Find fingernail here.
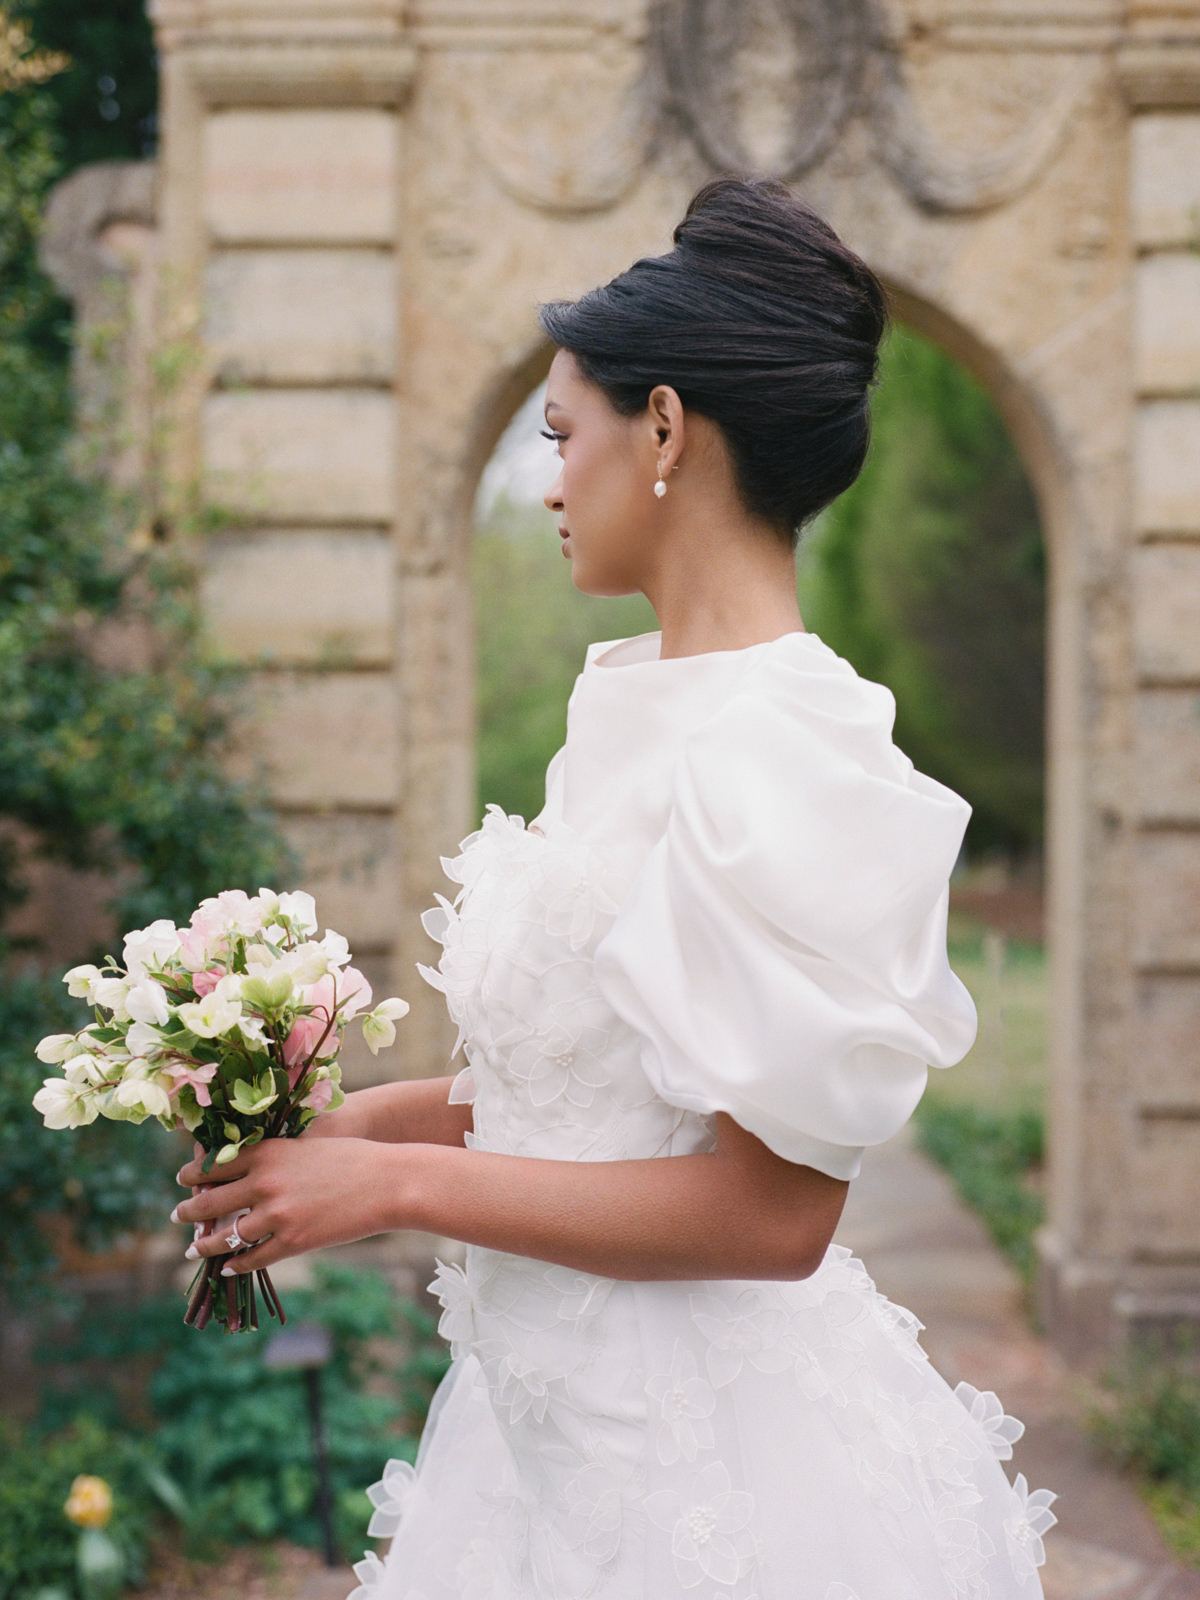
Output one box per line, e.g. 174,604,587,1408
169,1206,181,1224
193,1221,202,1240
220,1265,235,1277
185,1244,199,1260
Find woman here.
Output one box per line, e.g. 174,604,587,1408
175,176,1056,1598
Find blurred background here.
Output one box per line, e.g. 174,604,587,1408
2,0,1199,1594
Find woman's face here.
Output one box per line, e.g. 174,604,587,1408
542,350,657,597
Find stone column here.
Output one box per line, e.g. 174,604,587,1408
146,1,454,1084
1040,4,1200,1357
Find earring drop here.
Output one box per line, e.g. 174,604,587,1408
654,475,667,499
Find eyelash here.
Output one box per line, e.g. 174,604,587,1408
540,428,566,444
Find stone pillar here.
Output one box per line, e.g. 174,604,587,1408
1039,4,1200,1357
146,1,457,1084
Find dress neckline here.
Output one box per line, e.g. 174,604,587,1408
588,627,825,672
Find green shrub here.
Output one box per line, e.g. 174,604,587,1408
1091,1343,1200,1567
36,1262,452,1561
0,970,179,1300
914,1099,1044,1280
1093,1346,1200,1493
0,1413,166,1600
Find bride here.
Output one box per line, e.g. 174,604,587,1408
175,175,1057,1599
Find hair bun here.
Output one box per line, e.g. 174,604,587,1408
540,177,888,542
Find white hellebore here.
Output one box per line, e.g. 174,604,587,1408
122,918,182,980
62,963,102,1000
35,1033,79,1065
91,975,132,1019
126,978,171,1028
179,975,243,1039
362,997,411,1056
114,1063,173,1120
33,1078,99,1129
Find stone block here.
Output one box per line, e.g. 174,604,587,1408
1133,690,1200,822
1131,113,1200,249
1134,975,1200,1109
203,109,396,243
398,571,475,743
1135,253,1200,396
1129,1115,1200,1258
1133,400,1200,536
201,528,394,666
1133,544,1200,681
206,250,395,385
203,390,395,524
278,812,398,948
1133,831,1200,969
400,736,475,902
235,670,399,807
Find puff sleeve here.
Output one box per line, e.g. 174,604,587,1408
591,646,978,1181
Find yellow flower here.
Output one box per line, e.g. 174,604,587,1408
64,1475,113,1530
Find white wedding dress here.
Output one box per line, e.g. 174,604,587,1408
353,629,1057,1600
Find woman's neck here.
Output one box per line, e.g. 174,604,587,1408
646,516,805,660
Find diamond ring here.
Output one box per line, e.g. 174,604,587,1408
224,1209,252,1252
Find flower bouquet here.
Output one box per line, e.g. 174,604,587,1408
32,888,409,1332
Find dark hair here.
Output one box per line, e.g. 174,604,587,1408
538,176,889,545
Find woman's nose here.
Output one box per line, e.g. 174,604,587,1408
543,473,564,513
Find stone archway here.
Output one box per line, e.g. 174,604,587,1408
55,0,1200,1361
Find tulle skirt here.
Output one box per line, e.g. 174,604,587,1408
349,1242,1054,1600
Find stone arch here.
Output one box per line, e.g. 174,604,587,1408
46,0,1200,1364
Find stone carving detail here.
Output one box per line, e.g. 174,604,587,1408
868,51,1100,216
469,49,659,216
659,0,871,179
655,0,1096,216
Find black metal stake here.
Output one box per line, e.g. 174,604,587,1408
305,1364,338,1567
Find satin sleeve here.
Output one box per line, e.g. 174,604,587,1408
591,649,978,1180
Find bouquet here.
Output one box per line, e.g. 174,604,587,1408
32,887,410,1332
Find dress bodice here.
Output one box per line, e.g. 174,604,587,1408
419,626,978,1181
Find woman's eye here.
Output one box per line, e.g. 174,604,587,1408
540,428,566,445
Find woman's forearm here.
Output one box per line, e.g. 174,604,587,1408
177,1113,847,1284
314,1076,473,1147
395,1130,848,1282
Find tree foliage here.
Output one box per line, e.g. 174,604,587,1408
0,22,290,1295
797,325,1046,854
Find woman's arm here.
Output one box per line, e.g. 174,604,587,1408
174,1112,849,1283
304,1076,473,1147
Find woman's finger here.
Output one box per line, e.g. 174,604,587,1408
219,1234,280,1275
174,1176,255,1228
177,1150,251,1188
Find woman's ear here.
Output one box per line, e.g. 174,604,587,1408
647,384,686,477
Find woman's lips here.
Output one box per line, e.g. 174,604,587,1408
559,526,571,557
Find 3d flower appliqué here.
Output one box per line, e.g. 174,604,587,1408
427,1258,478,1359
690,1289,793,1388
645,1460,757,1589
346,1550,385,1600
1004,1472,1058,1581
954,1381,1025,1460
646,1340,717,1466
365,1458,417,1539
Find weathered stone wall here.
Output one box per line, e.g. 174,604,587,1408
40,0,1200,1360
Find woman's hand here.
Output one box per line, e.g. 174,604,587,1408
173,1136,406,1275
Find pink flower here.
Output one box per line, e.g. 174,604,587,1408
177,921,217,972
283,1014,327,1075
192,967,224,998
335,967,373,1021
302,1076,335,1113
164,1060,219,1106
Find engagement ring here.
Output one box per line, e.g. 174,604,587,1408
224,1208,251,1252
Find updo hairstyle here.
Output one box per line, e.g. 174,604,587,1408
538,177,888,546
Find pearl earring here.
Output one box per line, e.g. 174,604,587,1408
654,475,667,499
